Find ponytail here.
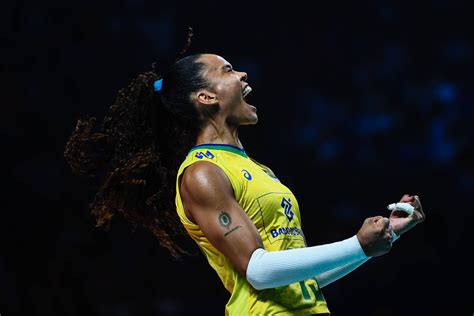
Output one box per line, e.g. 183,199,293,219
67,35,218,259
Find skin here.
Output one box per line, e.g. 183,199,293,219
179,54,425,277
192,54,258,147
390,194,426,235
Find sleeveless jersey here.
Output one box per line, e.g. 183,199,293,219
175,144,330,315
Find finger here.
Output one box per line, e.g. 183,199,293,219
375,217,390,230
371,216,384,223
414,195,426,220
387,222,393,233
384,231,393,249
383,217,390,228
400,194,415,203
387,202,415,215
386,222,394,241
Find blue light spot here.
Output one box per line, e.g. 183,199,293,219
355,114,395,136
434,82,457,104
428,119,457,164
318,140,341,161
298,125,318,144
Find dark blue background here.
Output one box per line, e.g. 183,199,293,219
2,0,472,315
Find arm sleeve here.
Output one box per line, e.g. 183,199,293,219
315,231,400,288
315,257,371,288
246,235,368,290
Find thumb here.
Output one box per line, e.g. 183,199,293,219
375,217,390,229
371,216,384,223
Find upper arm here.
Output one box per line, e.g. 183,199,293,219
179,161,263,276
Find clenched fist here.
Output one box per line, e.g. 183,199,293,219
356,216,394,257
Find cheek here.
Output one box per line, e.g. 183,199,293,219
217,83,242,104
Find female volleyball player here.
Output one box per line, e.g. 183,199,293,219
65,35,425,315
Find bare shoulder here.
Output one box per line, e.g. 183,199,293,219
179,162,263,277
180,161,234,205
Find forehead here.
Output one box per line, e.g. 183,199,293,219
198,54,230,72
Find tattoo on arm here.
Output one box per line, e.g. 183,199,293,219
218,211,243,237
218,211,232,229
224,225,242,237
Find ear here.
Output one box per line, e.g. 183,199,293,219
195,90,218,106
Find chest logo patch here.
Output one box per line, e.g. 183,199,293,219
281,197,294,221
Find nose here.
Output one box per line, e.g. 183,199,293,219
239,71,247,82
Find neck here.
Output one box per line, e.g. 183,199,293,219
195,116,243,148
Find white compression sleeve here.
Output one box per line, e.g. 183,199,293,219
315,257,370,288
246,235,368,290
315,231,400,288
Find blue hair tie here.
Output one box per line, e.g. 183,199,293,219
154,79,163,92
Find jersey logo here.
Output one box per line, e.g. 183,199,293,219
242,169,252,180
195,150,215,160
281,197,294,221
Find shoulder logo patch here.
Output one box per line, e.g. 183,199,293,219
241,169,252,180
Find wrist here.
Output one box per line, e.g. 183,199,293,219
391,230,400,242
393,220,418,236
355,233,370,258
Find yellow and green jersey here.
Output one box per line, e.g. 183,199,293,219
175,144,329,315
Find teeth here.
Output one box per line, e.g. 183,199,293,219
242,85,252,98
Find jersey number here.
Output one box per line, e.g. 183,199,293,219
299,278,325,302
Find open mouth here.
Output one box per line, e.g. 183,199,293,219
242,85,252,99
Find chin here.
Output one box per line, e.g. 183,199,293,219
230,101,259,126
251,114,258,124
240,115,258,126
245,102,258,123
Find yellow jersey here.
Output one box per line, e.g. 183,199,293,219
175,144,330,315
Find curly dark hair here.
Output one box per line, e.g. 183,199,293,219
64,29,214,257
